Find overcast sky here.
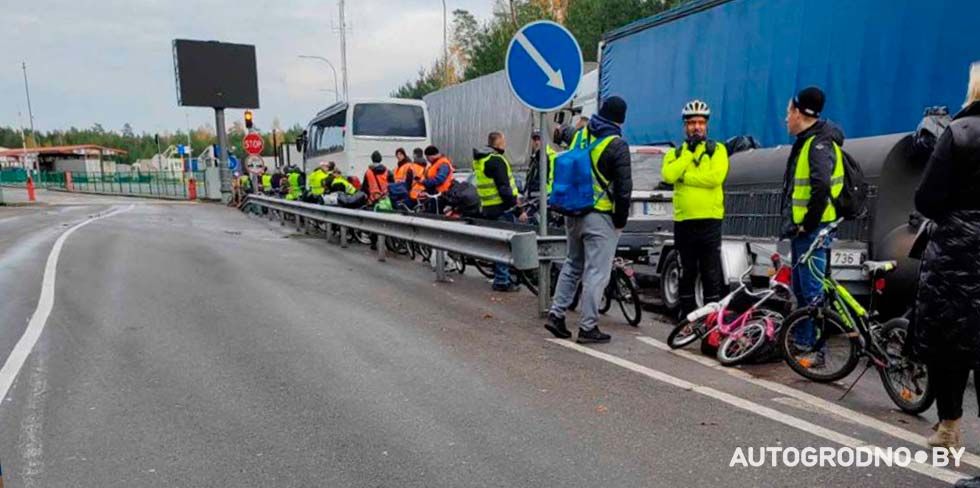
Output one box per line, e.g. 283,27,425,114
1,0,494,135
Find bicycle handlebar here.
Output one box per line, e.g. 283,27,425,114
798,218,845,265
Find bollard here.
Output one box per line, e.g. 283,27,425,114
26,177,36,202
187,178,197,200
435,250,449,282
377,235,386,262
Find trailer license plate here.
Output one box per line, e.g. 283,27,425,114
643,202,670,217
831,249,865,267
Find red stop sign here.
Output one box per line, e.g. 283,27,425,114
243,132,264,155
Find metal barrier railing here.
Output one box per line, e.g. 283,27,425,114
242,194,545,274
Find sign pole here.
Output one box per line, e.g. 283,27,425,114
214,108,232,202
537,111,551,317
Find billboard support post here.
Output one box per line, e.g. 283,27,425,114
214,108,231,201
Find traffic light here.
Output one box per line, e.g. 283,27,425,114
244,110,254,129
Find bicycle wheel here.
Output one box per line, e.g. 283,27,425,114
877,319,935,415
615,270,642,327
779,307,861,383
448,253,467,274
474,260,495,279
667,317,712,349
599,286,612,314
352,230,373,246
718,321,768,366
415,243,433,262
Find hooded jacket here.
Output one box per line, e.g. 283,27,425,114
910,101,980,368
473,146,517,218
587,115,633,228
781,120,846,234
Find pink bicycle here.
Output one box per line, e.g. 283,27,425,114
667,253,793,366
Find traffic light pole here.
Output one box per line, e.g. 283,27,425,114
214,108,232,202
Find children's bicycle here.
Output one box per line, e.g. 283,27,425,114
667,250,793,366
777,219,934,414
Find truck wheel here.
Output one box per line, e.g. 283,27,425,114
660,250,682,313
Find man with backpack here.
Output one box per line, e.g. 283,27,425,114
782,86,847,365
545,96,633,344
661,99,730,317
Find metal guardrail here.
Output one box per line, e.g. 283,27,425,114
243,194,542,271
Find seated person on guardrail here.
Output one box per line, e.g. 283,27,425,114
390,148,425,210
363,151,393,207
421,145,455,214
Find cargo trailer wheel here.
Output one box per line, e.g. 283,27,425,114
660,250,682,313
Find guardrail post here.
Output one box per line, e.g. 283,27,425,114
377,236,386,262
295,215,303,231
325,223,333,242
435,250,448,282
339,226,349,248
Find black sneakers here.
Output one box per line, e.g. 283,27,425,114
492,283,522,293
576,326,611,344
544,313,572,339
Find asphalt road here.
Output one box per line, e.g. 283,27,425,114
0,194,977,487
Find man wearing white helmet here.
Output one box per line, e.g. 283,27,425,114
661,99,729,317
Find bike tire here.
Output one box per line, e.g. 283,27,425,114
779,307,861,383
876,319,936,415
615,271,642,327
599,287,612,314
448,253,467,275
519,270,539,296
717,322,768,366
474,259,495,279
667,317,711,349
352,230,373,246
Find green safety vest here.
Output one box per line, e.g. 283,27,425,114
544,145,557,194
238,175,251,189
261,174,272,190
589,135,617,212
792,136,845,225
570,127,590,150
473,152,518,208
287,172,303,200
308,169,328,196
332,177,358,195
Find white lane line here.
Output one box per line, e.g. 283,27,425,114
635,335,980,470
0,205,133,403
547,339,969,485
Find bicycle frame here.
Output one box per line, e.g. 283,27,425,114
689,266,787,341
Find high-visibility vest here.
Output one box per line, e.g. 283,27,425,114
545,145,557,194
394,162,425,200
588,135,618,212
238,174,251,189
570,127,590,150
473,152,518,208
287,172,303,200
330,177,358,195
308,169,328,196
364,168,391,202
425,156,454,194
792,136,845,225
261,173,272,191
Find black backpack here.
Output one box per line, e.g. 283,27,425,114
833,148,870,220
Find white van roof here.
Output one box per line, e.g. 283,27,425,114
312,97,427,120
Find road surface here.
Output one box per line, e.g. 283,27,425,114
0,193,976,487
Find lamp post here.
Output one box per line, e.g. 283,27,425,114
298,55,340,102
442,0,449,86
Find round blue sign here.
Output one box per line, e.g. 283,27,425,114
228,154,239,171
505,21,584,112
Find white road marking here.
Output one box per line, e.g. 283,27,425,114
547,338,969,485
636,335,980,470
0,205,133,403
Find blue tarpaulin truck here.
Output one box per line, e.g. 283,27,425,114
596,0,980,314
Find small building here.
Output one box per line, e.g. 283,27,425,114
0,144,127,174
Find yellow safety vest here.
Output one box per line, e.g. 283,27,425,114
545,145,557,194
261,174,272,190
570,127,590,150
308,169,328,196
287,172,303,200
238,175,251,189
589,135,617,212
331,177,357,195
792,136,845,225
473,152,518,208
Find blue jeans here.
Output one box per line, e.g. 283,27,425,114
493,212,517,287
791,225,831,348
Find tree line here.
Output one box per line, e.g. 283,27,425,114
0,123,305,166
391,0,686,99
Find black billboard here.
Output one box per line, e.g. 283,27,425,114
172,39,259,109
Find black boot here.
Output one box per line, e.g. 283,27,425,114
956,477,980,488
544,313,571,339
577,326,611,344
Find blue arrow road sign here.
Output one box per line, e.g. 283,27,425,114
506,21,583,112
228,154,239,171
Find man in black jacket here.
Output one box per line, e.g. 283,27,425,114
545,96,632,344
474,132,527,291
782,86,846,363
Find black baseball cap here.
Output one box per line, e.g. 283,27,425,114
793,86,825,118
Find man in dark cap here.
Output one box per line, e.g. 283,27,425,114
545,95,633,344
782,86,846,366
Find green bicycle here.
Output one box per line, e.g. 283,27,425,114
778,219,934,414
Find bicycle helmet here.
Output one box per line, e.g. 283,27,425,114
681,100,711,119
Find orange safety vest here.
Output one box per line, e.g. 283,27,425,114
363,168,391,204
425,156,454,194
394,162,426,200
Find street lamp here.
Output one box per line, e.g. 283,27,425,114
442,0,449,86
298,55,340,102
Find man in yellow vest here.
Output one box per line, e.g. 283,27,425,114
306,162,332,203
545,97,632,344
782,86,845,363
474,131,528,292
661,99,729,316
